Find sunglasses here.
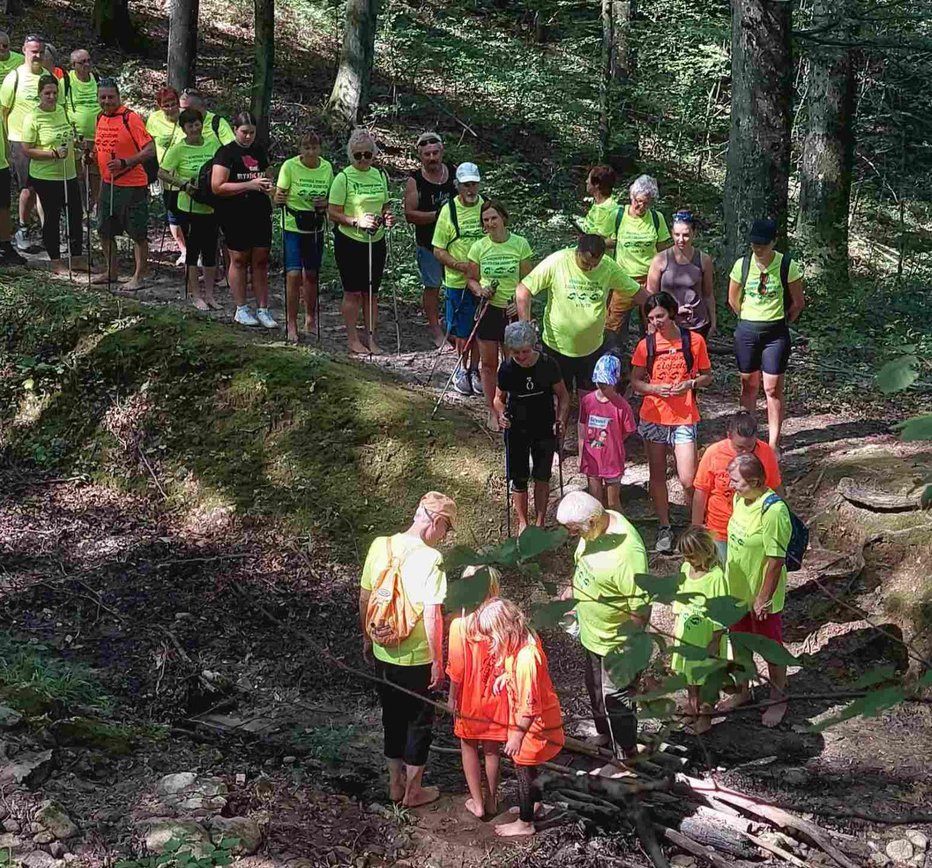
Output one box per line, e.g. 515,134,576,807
353,150,373,160
673,210,694,224
418,136,441,147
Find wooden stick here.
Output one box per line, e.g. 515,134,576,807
744,831,813,868
661,826,738,868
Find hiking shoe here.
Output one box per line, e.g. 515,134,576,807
453,369,472,396
234,306,259,327
655,526,675,554
469,369,483,396
256,308,278,329
14,228,28,251
0,242,26,266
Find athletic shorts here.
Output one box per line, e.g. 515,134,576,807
163,189,181,226
731,611,783,645
605,274,646,334
543,341,603,393
8,142,31,189
221,205,273,252
476,304,514,343
283,229,324,274
0,167,10,208
637,421,699,446
445,287,477,339
505,429,556,492
734,319,791,376
333,229,386,294
98,184,149,242
416,246,443,288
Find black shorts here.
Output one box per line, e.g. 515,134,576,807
0,167,10,208
333,228,386,295
543,341,604,393
506,429,556,492
476,304,514,343
734,319,791,375
8,142,30,189
220,204,273,252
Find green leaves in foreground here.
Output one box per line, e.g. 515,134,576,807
876,354,919,395
444,527,567,574
812,686,906,733
898,414,932,442
604,631,653,688
729,632,799,666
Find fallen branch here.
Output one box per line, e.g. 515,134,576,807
661,826,739,867
744,831,812,868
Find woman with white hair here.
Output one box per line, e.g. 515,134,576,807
328,128,395,354
493,321,569,534
607,174,672,348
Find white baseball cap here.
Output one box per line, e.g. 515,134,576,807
455,162,481,184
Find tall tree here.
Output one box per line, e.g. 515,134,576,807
326,0,378,127
798,0,855,290
167,0,199,91
92,0,135,47
251,0,274,146
722,0,792,272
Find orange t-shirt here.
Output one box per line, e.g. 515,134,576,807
446,617,508,742
694,438,782,540
503,640,564,766
94,107,152,186
631,329,710,426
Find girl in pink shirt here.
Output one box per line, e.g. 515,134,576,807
579,354,636,509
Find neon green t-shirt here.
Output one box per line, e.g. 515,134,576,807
581,196,618,239
431,197,484,289
0,65,43,142
0,53,24,83
572,511,650,657
671,563,729,684
202,111,235,152
145,110,182,164
22,107,76,181
0,119,8,172
160,138,217,215
360,532,447,666
726,489,792,614
467,232,533,307
329,164,389,243
614,207,671,278
729,251,803,323
276,155,333,234
63,71,99,140
523,248,640,357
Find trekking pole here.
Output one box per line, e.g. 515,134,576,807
107,151,115,295
430,296,490,419
388,225,400,354
557,430,565,499
316,225,321,342
280,204,288,337
503,427,511,538
423,280,498,386
367,226,375,356
60,137,72,282
83,152,91,288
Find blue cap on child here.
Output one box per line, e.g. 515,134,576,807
592,354,621,386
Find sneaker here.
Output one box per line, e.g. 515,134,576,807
469,368,483,396
655,526,675,554
0,242,26,266
234,306,259,327
453,368,472,396
14,228,28,251
256,308,278,329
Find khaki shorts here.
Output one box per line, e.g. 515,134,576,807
98,183,149,242
605,273,646,334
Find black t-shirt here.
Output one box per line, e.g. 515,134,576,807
214,141,272,215
411,163,456,248
497,352,561,436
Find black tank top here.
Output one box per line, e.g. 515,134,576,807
411,163,456,248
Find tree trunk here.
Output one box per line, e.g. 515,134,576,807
167,0,199,91
325,0,378,128
598,0,636,164
93,0,135,48
722,0,792,275
798,0,854,290
251,0,274,146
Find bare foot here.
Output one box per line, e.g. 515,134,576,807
495,818,535,837
287,327,299,344
193,297,210,312
762,698,787,728
90,271,117,285
487,411,500,433
429,327,446,349
367,340,384,355
389,783,405,803
205,298,223,311
403,785,440,808
716,693,750,714
464,797,484,818
484,793,499,817
516,522,528,536
348,339,370,354
122,276,147,291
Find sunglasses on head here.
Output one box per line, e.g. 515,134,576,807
418,136,441,147
353,150,373,160
673,210,694,224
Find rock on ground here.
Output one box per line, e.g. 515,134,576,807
138,818,212,857
156,772,197,795
35,800,79,840
208,816,262,855
886,839,915,863
906,831,929,852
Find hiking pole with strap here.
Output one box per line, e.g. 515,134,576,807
387,225,401,354
430,296,490,418
60,136,72,282
107,151,115,294
83,149,91,289
424,280,498,386
503,427,511,537
280,204,289,338
367,226,375,356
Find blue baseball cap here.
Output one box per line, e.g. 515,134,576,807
593,354,621,386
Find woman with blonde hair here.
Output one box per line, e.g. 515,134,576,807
446,567,506,818
474,598,564,837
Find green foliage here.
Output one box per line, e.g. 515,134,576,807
291,723,358,764
811,686,907,733
634,573,679,604
898,414,932,442
114,836,240,868
729,633,799,667
876,355,920,394
603,631,653,688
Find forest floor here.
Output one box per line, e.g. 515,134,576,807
1,264,932,868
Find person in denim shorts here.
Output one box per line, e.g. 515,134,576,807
630,292,712,553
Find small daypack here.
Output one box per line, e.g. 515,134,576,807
614,206,660,237
189,158,222,209
645,326,695,377
364,538,420,647
762,493,809,572
739,251,795,320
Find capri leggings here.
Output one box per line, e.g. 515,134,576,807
181,213,219,267
505,430,556,493
516,765,541,823
733,319,791,375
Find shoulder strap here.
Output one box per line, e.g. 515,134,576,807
780,251,792,291
680,326,695,374
651,209,659,233
448,197,460,245
692,247,702,268
739,252,751,288
761,492,782,514
614,205,624,236
120,109,142,152
63,71,72,100
646,332,657,374
660,246,673,274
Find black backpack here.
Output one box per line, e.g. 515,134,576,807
444,193,489,248
614,206,660,237
112,109,159,184
739,251,795,320
645,326,695,377
189,157,222,209
761,493,809,572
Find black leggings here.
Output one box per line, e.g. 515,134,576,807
516,765,541,823
180,212,219,267
374,659,435,766
31,176,82,261
505,429,556,492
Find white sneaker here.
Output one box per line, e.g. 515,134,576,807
469,369,483,396
256,308,278,329
234,306,259,327
14,228,28,251
655,526,675,554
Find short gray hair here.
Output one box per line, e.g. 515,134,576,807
70,48,90,65
630,174,659,202
503,321,537,350
346,128,378,163
556,491,605,529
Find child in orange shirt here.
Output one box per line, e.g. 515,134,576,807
447,567,507,818
475,597,564,837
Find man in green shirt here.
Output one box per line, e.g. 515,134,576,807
65,49,100,208
0,32,24,81
556,491,650,766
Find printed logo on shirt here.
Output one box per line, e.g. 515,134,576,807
586,414,610,450
525,377,535,392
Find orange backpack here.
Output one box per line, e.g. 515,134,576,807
365,537,420,647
